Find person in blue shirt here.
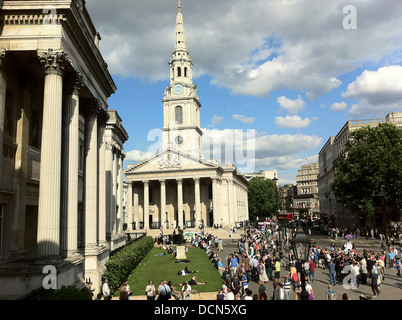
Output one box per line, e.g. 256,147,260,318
240,272,249,293
217,258,225,275
230,254,238,277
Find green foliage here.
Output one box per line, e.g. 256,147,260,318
102,236,154,295
248,176,280,220
35,285,93,300
332,123,402,224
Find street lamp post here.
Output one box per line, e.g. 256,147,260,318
292,225,311,300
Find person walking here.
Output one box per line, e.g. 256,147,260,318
102,278,110,299
283,275,292,300
328,259,337,286
371,271,381,298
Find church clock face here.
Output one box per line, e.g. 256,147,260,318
173,84,183,95
175,135,184,145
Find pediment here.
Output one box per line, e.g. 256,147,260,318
125,149,219,175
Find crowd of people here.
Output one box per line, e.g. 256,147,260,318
97,220,401,301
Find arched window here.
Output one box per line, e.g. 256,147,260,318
184,67,188,77
175,106,183,124
177,67,181,77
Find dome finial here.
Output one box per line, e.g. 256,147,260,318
178,0,181,12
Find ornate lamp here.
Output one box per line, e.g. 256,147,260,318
292,225,311,300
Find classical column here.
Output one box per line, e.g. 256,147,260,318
117,153,124,233
97,108,109,244
84,99,100,248
177,178,183,229
227,179,234,227
127,182,133,230
212,177,219,227
37,49,69,258
0,50,7,187
143,180,150,229
133,183,139,229
160,180,166,229
105,142,114,236
194,178,201,226
61,72,84,256
112,147,118,232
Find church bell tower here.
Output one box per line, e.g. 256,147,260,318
162,0,203,159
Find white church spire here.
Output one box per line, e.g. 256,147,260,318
162,0,203,159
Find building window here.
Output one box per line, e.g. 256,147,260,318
177,67,181,77
175,106,183,125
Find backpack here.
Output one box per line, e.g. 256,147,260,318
328,289,336,300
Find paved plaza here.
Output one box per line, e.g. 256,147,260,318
213,230,402,301
127,229,401,301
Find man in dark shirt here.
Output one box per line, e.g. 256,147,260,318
371,271,381,297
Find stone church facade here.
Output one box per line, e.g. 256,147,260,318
0,0,128,299
125,2,249,232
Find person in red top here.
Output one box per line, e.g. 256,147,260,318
309,260,316,283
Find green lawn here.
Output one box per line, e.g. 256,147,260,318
127,246,223,296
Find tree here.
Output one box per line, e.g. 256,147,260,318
248,177,281,221
332,123,402,234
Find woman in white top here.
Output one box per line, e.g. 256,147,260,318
146,280,156,300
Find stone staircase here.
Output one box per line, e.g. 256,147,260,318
138,226,245,240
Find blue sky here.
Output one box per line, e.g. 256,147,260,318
86,0,402,184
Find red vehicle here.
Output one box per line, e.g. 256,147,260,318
277,213,295,222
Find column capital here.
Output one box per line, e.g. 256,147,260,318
143,180,150,185
193,177,200,183
83,98,101,117
176,178,183,183
97,107,110,126
0,49,6,71
38,49,70,76
159,179,166,184
65,72,85,95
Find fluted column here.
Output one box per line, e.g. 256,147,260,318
98,108,109,244
143,180,150,229
160,180,166,229
212,177,219,227
177,178,183,229
127,182,133,230
84,99,100,248
227,179,233,227
112,148,118,232
0,50,7,187
105,142,114,237
117,154,124,233
133,183,139,229
37,49,69,258
194,178,201,226
61,72,84,256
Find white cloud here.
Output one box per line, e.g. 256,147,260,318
211,115,223,124
125,150,155,162
232,114,256,124
86,0,402,98
330,101,348,112
275,115,313,128
277,95,306,114
343,65,402,117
